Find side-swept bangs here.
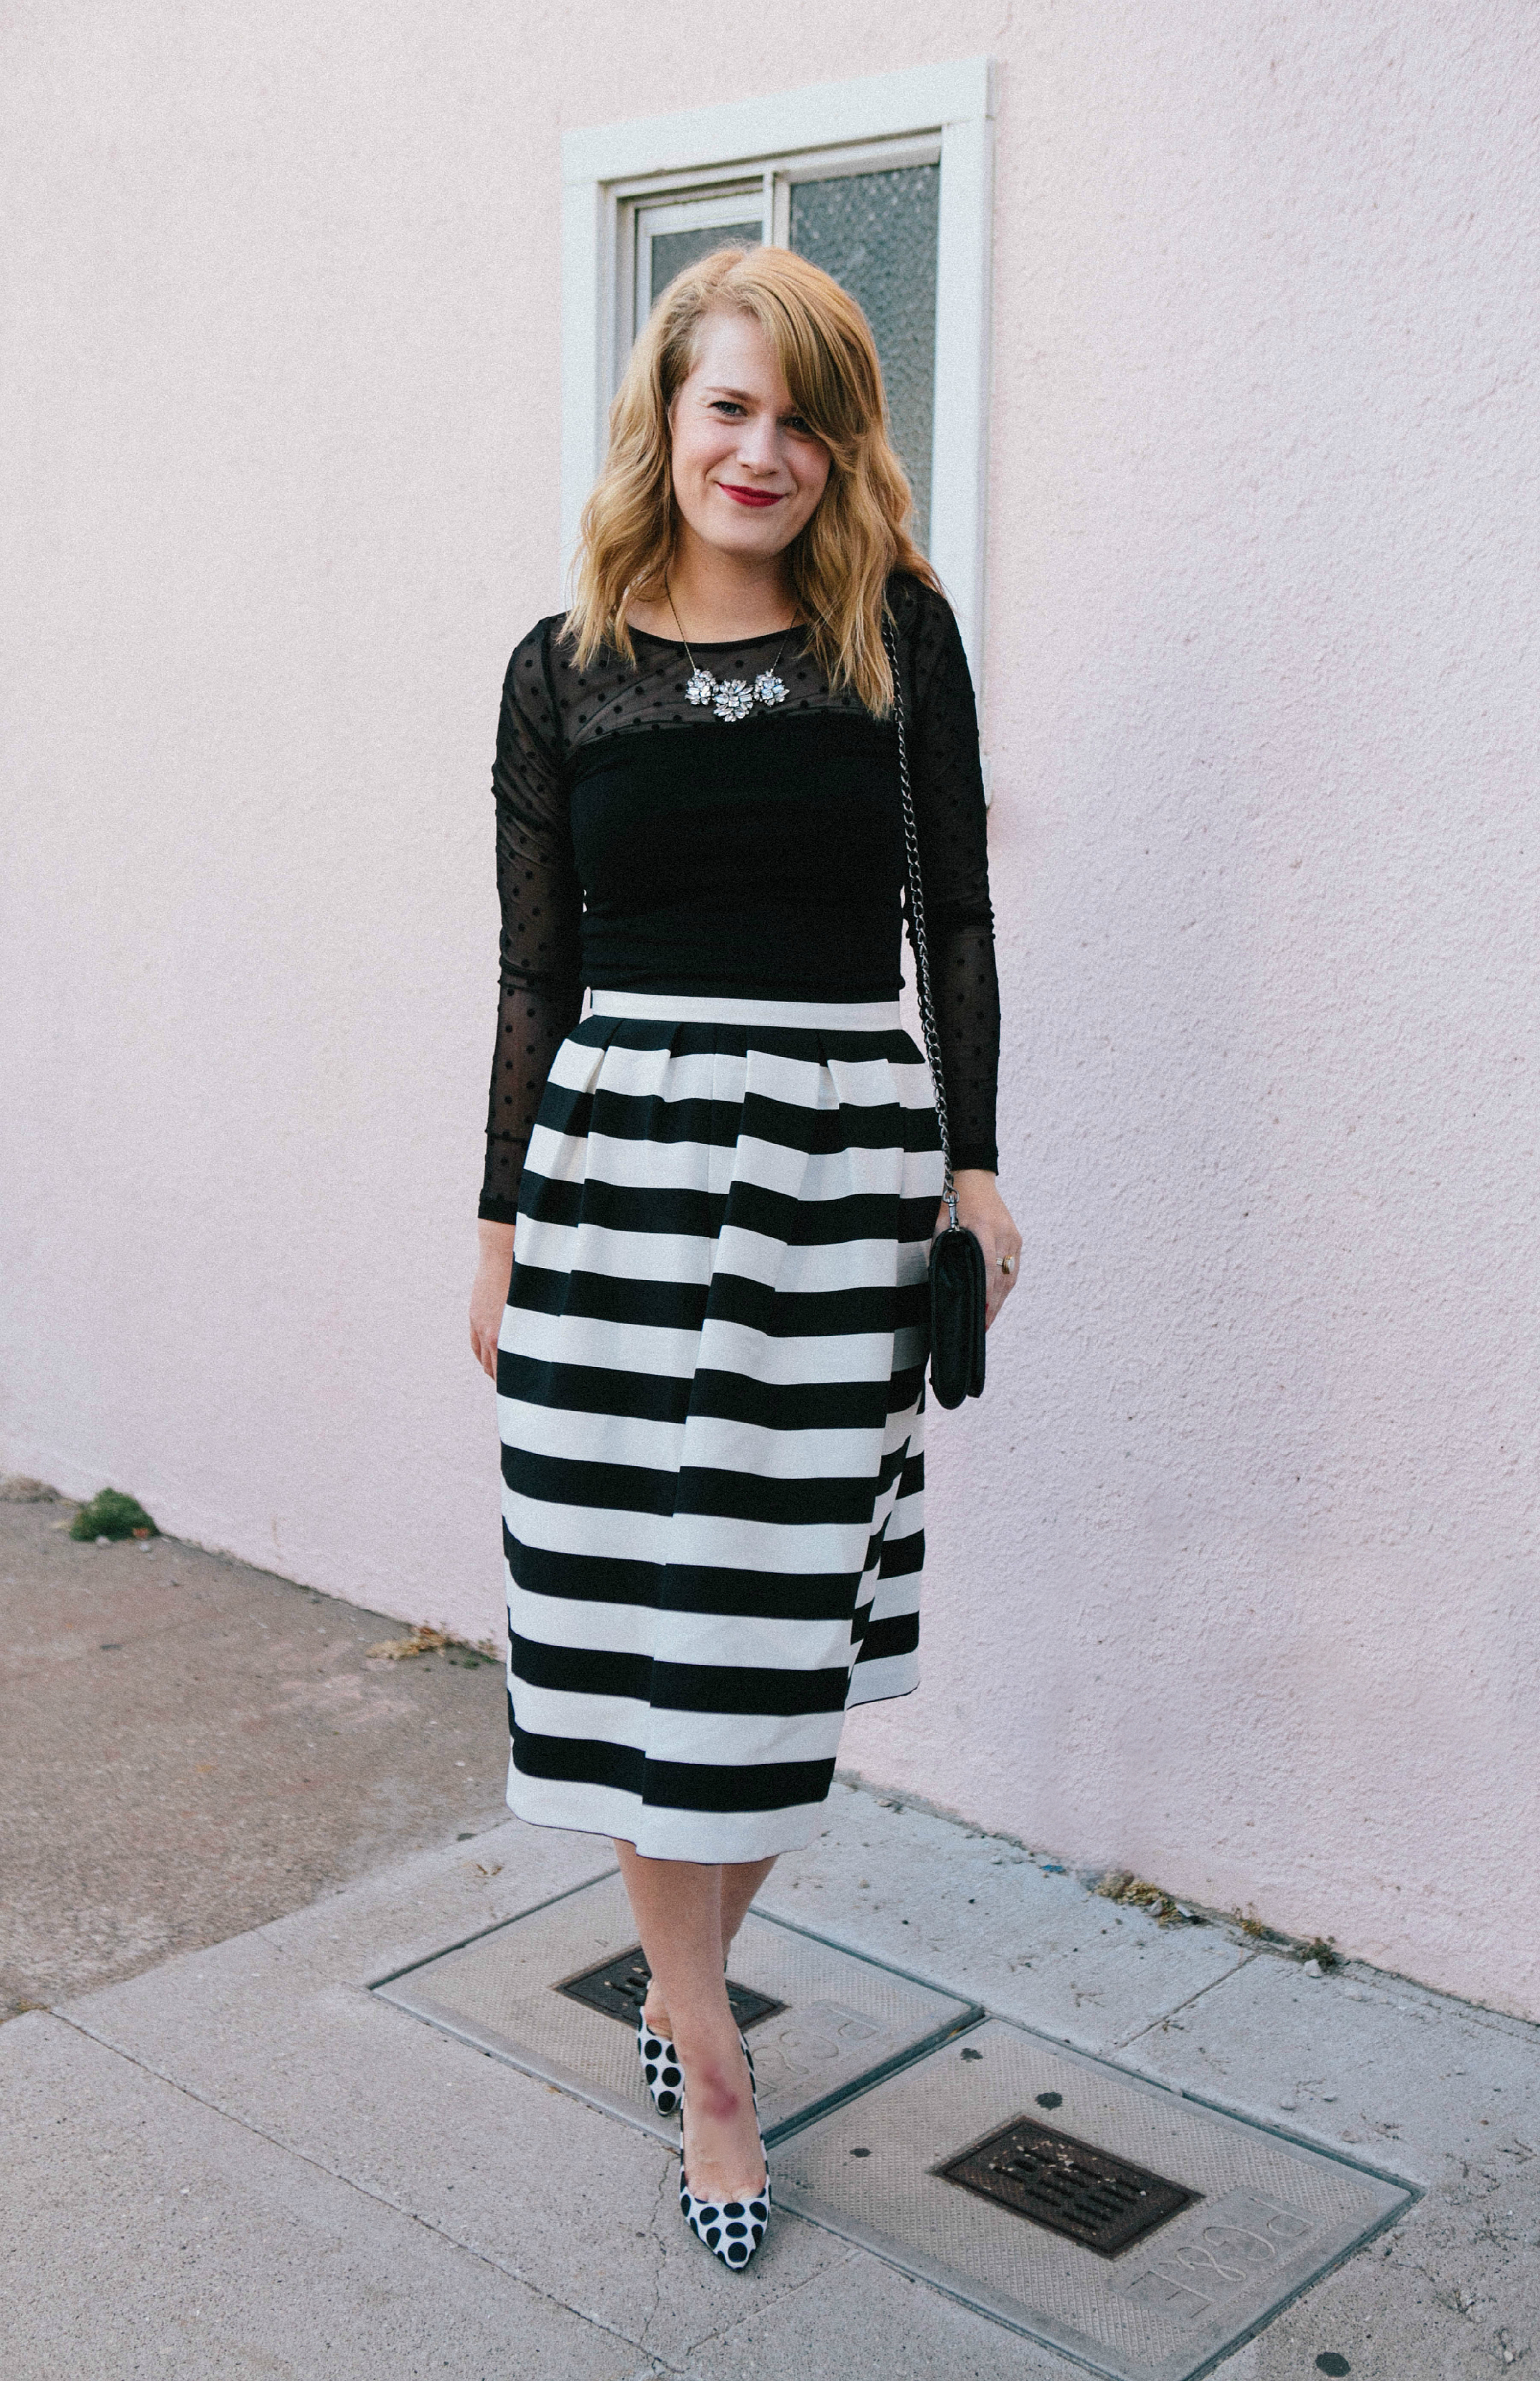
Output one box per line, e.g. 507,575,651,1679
564,246,942,712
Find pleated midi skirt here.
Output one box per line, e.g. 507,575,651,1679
497,988,944,1861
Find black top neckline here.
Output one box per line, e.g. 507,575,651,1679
627,624,805,654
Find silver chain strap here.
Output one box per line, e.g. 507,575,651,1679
883,614,958,1229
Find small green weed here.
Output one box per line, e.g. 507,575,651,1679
70,1488,158,1541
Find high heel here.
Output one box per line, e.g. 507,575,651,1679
677,2031,770,2269
636,2007,683,2117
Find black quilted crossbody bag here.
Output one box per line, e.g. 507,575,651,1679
883,616,987,1409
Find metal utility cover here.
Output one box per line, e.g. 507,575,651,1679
939,2114,1200,2256
773,2018,1414,2381
372,1871,977,2146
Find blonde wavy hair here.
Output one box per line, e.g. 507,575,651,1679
564,246,942,713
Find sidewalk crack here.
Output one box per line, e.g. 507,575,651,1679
634,2152,675,2349
1112,1948,1262,2053
681,2232,862,2360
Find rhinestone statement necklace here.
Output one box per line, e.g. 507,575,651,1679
665,579,793,724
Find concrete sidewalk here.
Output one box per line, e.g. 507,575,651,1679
5,1779,1536,2379
0,1492,508,2017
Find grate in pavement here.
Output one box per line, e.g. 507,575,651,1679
555,1943,785,2033
939,2113,1199,2255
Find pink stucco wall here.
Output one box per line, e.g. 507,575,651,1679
4,4,1537,2015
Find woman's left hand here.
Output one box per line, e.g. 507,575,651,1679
944,1170,1023,1329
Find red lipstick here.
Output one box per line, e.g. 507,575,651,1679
719,484,783,507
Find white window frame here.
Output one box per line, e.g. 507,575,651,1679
628,187,768,344
560,58,995,695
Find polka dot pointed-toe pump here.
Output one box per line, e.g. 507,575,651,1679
677,2030,769,2269
636,2009,684,2117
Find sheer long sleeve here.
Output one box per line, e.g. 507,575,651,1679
478,619,584,1223
901,584,1001,1174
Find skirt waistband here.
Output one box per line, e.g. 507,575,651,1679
588,988,903,1032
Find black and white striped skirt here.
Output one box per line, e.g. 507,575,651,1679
497,989,943,1861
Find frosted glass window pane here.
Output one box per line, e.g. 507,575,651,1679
650,222,761,309
789,164,939,550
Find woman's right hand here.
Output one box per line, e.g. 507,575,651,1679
469,1221,517,1379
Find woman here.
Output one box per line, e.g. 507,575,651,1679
469,247,1018,2268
